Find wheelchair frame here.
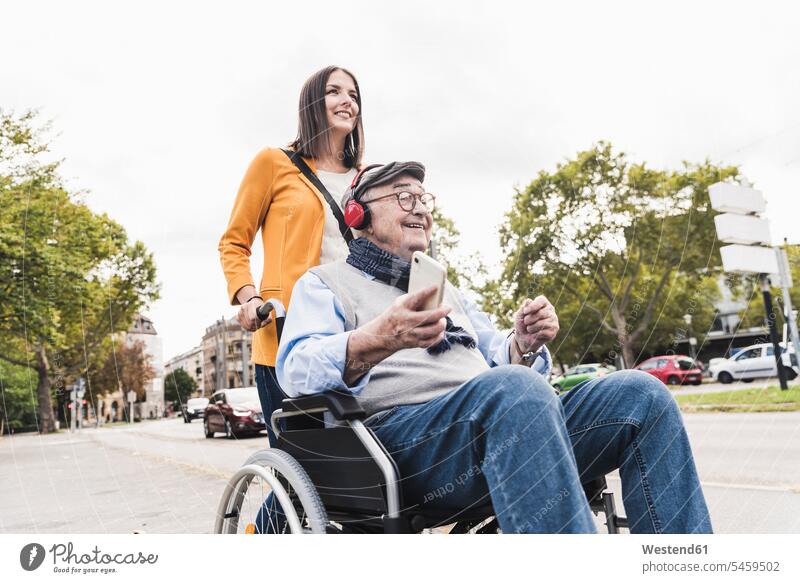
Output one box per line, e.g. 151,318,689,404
215,299,629,534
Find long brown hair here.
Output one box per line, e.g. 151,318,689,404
288,66,364,169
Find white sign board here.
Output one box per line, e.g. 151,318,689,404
126,391,136,403
709,182,766,215
714,213,772,245
720,244,779,274
776,247,793,288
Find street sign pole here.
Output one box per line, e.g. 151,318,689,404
777,244,800,369
711,180,792,390
126,390,136,424
761,274,789,390
70,387,77,433
683,314,698,362
77,377,85,431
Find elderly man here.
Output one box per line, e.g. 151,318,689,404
275,161,712,534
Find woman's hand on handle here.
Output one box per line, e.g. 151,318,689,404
235,285,273,331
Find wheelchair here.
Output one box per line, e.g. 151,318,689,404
214,300,629,534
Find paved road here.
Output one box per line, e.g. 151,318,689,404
606,411,800,533
2,412,799,534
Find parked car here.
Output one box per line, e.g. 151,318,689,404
551,363,615,392
181,397,209,423
203,387,265,439
708,342,798,384
706,357,726,377
635,355,703,386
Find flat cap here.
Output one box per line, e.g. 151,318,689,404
353,161,426,200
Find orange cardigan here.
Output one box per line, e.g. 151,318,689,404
219,147,336,367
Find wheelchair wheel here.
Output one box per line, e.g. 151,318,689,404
214,448,328,534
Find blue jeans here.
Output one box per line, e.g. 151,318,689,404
365,366,712,534
254,365,288,533
255,365,285,447
257,366,712,533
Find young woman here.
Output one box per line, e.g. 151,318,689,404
218,65,364,444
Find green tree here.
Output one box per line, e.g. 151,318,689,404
0,361,38,435
487,142,738,368
0,110,160,433
431,207,486,292
164,368,198,407
87,339,155,407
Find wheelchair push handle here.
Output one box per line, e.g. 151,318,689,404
256,298,286,342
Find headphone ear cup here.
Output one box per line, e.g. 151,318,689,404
344,199,366,229
343,163,381,230
359,203,371,229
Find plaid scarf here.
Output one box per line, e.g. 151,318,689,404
346,237,476,355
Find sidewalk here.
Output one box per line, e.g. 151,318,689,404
0,427,226,534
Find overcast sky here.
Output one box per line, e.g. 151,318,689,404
3,0,799,360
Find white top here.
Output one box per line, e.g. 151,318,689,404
317,168,357,265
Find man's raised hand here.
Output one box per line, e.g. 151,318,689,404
514,295,559,353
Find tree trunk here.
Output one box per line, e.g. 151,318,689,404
555,355,568,376
610,306,635,369
621,341,636,371
35,345,57,433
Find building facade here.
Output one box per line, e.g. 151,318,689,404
95,314,165,422
201,317,255,394
673,276,769,361
164,345,205,397
129,315,165,419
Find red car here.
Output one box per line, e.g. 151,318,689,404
203,387,266,439
635,355,703,386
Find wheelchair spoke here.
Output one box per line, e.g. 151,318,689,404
268,485,278,533
259,477,270,534
281,484,292,534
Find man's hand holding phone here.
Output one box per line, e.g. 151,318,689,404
361,286,451,352
344,286,450,386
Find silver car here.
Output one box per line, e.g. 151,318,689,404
183,397,210,423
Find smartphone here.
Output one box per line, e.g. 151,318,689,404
408,251,446,310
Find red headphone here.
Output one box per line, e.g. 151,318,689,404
343,164,383,229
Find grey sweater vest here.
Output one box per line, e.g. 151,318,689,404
309,261,490,418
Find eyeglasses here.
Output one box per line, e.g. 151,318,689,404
364,191,436,212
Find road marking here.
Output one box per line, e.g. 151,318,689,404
698,480,800,493
37,439,94,447
606,475,799,493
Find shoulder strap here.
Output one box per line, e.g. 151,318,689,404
281,148,354,244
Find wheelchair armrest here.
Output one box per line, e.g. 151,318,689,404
281,390,366,421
